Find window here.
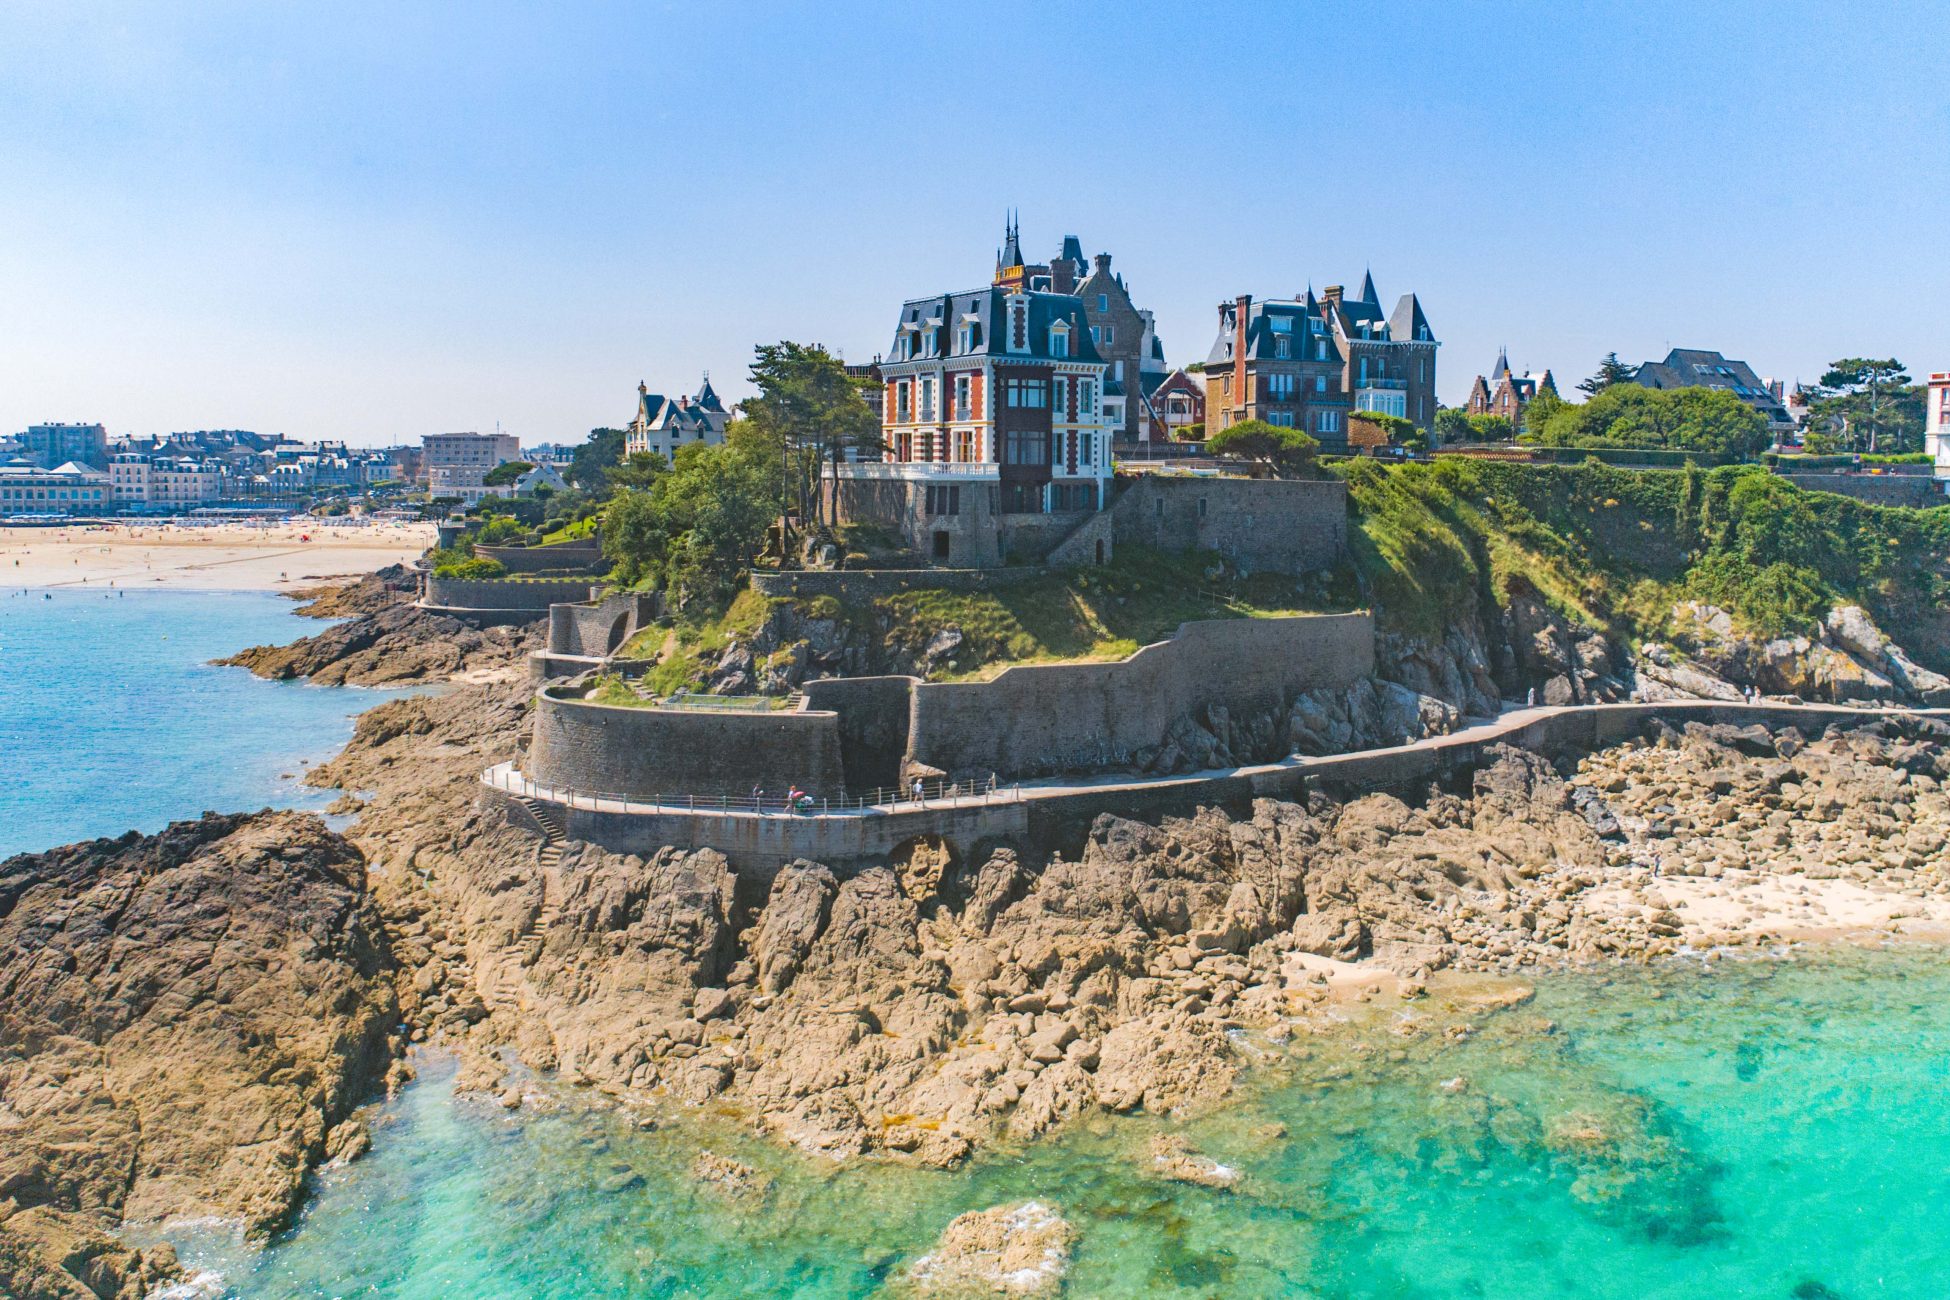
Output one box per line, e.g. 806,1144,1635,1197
1315,375,1327,393
1100,324,1115,345
1080,434,1093,466
1097,294,1108,312
1197,497,1207,518
925,484,961,516
1090,326,1100,343
1317,411,1341,433
1079,380,1096,415
1004,431,1048,465
1268,411,1294,427
1359,357,1369,384
954,375,971,419
920,378,936,421
1005,378,1048,408
1113,360,1124,381
1050,327,1069,358
1275,336,1290,359
1316,340,1327,361
895,382,911,421
1266,373,1295,401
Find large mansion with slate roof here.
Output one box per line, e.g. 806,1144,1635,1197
826,269,1118,566
625,375,729,460
1202,276,1438,453
1629,348,1792,434
991,219,1172,444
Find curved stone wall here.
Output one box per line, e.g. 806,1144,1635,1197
474,539,606,575
905,612,1373,780
546,591,659,656
422,575,599,613
528,691,846,801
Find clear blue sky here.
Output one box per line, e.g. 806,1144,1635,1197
3,1,1945,447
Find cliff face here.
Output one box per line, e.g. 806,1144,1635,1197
0,812,400,1296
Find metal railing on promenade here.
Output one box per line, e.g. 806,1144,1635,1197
485,763,1020,818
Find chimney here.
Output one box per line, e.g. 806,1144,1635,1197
1093,252,1112,273
1233,295,1251,420
1322,285,1344,307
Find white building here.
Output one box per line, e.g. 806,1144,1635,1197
423,431,521,506
1927,372,1950,476
0,462,109,516
626,376,729,461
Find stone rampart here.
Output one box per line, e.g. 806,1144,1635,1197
422,575,599,612
800,675,916,791
547,591,658,656
905,613,1374,781
528,691,845,803
1109,476,1345,574
474,539,607,575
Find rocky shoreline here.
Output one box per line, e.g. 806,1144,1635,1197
6,577,1950,1296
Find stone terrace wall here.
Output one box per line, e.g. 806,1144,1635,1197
547,591,659,656
907,612,1373,781
528,692,845,802
1110,476,1346,574
800,675,916,792
423,575,599,612
750,567,1042,601
1778,473,1943,509
474,539,606,575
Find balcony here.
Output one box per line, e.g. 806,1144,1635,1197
838,462,999,481
1362,378,1407,390
953,404,973,422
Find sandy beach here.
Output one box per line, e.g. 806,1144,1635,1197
0,519,435,592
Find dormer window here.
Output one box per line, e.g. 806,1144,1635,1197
1049,322,1071,358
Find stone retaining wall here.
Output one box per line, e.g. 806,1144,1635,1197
475,539,607,575
547,590,658,656
906,613,1373,781
1777,473,1944,509
750,567,1043,600
1109,476,1346,574
422,575,599,613
527,692,845,803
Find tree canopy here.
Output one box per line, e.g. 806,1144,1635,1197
1206,419,1321,475
741,341,880,535
568,428,626,492
1523,385,1769,459
1577,352,1635,397
481,460,533,487
1803,358,1917,453
601,431,777,608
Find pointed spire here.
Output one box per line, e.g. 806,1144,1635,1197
1357,268,1378,304
1491,347,1510,381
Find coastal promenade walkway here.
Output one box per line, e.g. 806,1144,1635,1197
482,699,1950,871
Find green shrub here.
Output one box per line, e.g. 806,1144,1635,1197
434,556,508,580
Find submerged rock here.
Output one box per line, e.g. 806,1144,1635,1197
904,1201,1075,1297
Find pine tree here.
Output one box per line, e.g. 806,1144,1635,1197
1578,352,1634,397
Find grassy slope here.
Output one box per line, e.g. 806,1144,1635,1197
620,546,1361,690
1337,458,1950,665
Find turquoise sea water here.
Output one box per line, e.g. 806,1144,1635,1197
0,588,403,857
170,947,1949,1299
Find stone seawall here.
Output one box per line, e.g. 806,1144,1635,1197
527,693,845,803
547,591,658,656
906,613,1374,780
495,700,1950,872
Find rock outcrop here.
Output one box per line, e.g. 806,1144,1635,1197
0,812,399,1291
219,598,538,686
903,1201,1075,1297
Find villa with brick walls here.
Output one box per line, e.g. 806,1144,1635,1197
1465,349,1556,432
1202,274,1439,452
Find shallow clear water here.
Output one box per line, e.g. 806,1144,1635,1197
0,588,404,857
174,947,1949,1299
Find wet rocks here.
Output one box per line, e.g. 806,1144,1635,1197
904,1201,1075,1298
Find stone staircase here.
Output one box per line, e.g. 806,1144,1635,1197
513,794,569,868
509,795,570,969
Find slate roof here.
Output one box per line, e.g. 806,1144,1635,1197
1632,348,1789,418
886,287,1105,366
633,375,729,435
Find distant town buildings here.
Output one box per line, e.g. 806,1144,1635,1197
424,431,521,506
11,423,109,470
1630,348,1793,434
1202,276,1439,452
1465,349,1557,432
1927,372,1950,475
0,462,109,516
625,376,729,461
